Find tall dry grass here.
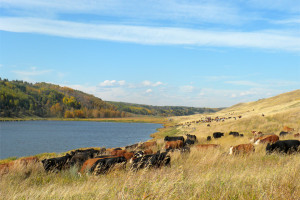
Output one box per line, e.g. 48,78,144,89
1,144,299,200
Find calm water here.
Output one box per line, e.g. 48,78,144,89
0,121,162,159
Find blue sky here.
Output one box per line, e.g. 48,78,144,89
0,0,299,107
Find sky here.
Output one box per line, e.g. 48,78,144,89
0,0,299,108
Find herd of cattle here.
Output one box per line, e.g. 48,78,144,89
1,127,299,176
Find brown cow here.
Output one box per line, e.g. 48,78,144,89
254,134,279,145
195,144,220,150
139,141,157,149
229,144,255,155
111,150,127,157
143,149,153,155
165,140,184,150
283,126,295,132
294,133,300,138
80,157,117,174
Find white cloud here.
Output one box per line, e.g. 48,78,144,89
12,66,52,76
142,80,163,87
1,17,300,51
145,89,152,93
99,80,126,87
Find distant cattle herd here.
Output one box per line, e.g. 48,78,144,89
0,125,299,176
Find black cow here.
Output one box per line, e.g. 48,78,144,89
207,136,212,141
266,140,300,154
91,156,127,175
229,131,240,137
279,131,290,137
186,134,197,142
70,148,102,157
41,153,72,172
213,132,224,139
240,134,244,137
185,139,195,146
130,151,170,170
164,136,185,142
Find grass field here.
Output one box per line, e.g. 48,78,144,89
1,90,299,199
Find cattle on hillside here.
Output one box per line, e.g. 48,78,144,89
279,131,290,137
213,132,224,139
266,140,300,154
186,134,197,142
254,134,279,145
229,131,240,137
294,133,300,138
42,153,72,172
130,151,170,170
207,136,212,141
283,126,295,132
164,136,185,142
195,144,220,150
91,156,127,175
165,140,184,150
229,144,255,155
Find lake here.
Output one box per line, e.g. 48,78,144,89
0,120,162,159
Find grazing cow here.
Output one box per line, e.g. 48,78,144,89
70,148,101,157
164,136,185,142
80,156,119,174
185,139,195,146
213,132,224,139
42,153,72,172
240,134,244,137
91,156,127,175
207,136,212,141
254,134,279,145
186,134,197,142
139,141,157,149
207,124,210,127
279,131,290,137
69,152,96,168
195,144,220,150
130,151,170,170
294,133,300,138
165,140,184,150
229,131,240,137
266,140,300,154
229,144,255,155
283,126,295,132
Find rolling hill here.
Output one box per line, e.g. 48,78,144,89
0,78,221,118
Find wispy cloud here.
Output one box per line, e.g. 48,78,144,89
179,85,194,93
1,17,299,51
142,80,163,87
99,80,126,87
12,66,52,76
0,0,241,25
225,80,261,87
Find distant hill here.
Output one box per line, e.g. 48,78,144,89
107,101,223,116
0,79,221,118
219,89,300,115
0,79,125,118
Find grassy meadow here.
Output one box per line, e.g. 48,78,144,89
1,90,300,199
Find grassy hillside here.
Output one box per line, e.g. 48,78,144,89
171,89,300,139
